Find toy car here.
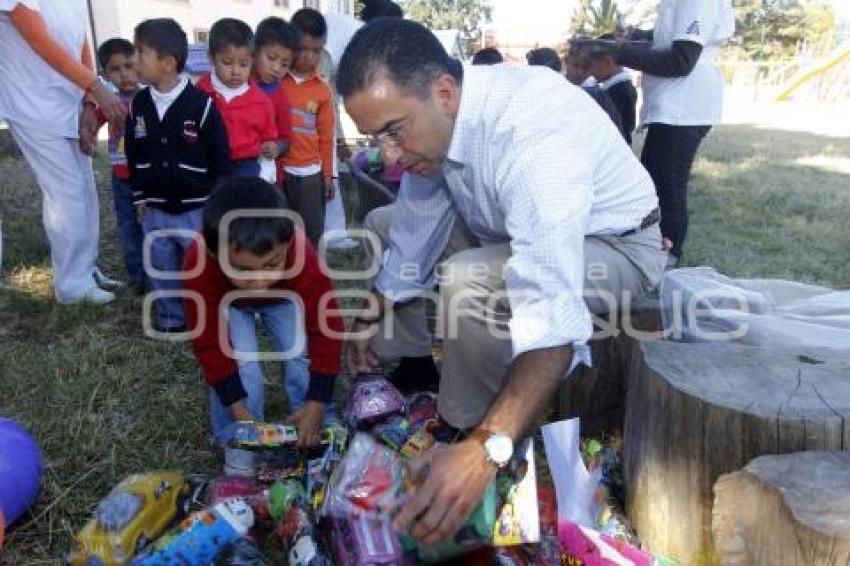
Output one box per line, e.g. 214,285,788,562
330,514,405,566
229,421,299,450
66,471,190,566
346,374,405,427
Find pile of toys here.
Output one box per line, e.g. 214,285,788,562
65,374,646,565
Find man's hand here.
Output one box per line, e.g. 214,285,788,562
261,141,279,160
87,80,126,123
285,400,326,448
229,400,254,422
343,319,380,375
389,441,497,544
324,177,336,200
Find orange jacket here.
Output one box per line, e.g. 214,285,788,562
280,72,335,178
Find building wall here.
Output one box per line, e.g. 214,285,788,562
90,0,353,49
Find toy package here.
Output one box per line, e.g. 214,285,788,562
269,480,333,566
66,471,190,566
133,498,254,565
493,438,540,546
346,374,405,428
329,514,405,566
229,421,299,450
321,433,407,518
206,476,270,523
215,536,268,565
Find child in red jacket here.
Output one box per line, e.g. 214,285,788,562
253,17,300,184
184,177,344,475
197,18,278,178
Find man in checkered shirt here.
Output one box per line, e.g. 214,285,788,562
337,19,667,544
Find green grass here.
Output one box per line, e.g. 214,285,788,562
0,122,848,563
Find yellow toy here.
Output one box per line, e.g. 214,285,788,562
66,471,190,566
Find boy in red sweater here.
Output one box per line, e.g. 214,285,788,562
184,177,344,475
197,18,278,178
253,17,300,183
281,8,336,246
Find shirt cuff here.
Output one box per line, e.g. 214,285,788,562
212,372,248,407
305,372,336,404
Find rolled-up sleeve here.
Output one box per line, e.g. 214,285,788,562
496,120,594,359
374,173,457,301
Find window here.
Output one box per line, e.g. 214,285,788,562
303,0,320,8
273,0,289,7
194,29,209,44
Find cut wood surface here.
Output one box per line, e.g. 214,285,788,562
624,341,850,565
713,451,850,566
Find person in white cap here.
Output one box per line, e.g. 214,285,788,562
0,0,125,303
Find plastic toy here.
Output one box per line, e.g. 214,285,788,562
330,514,404,566
322,433,406,518
406,392,438,431
133,498,254,565
346,374,405,428
66,471,190,566
373,415,411,451
0,417,42,547
215,537,268,565
399,428,435,460
229,421,299,450
257,449,305,484
207,476,269,522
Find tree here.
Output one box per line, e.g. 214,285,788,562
401,0,492,55
570,0,652,38
732,0,836,61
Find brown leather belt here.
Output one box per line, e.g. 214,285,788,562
620,206,660,237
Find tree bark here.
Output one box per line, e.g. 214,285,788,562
624,341,850,565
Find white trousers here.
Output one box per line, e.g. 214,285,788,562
9,123,99,301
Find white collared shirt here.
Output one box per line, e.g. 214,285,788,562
376,63,658,359
210,71,249,103
641,0,735,126
599,70,634,91
150,75,189,120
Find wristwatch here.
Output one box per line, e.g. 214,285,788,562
469,428,513,469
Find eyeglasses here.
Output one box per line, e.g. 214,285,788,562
371,121,406,148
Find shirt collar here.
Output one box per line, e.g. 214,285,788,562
445,64,477,168
150,75,188,104
599,70,633,90
211,71,249,102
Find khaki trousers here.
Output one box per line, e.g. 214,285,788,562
363,205,667,429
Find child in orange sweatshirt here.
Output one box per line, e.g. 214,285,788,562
280,8,335,247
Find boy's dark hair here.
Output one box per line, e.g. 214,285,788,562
361,0,403,22
337,18,462,100
203,177,295,256
526,47,563,73
209,18,254,55
134,19,188,73
567,39,593,70
255,17,300,51
472,47,503,65
291,8,327,39
97,37,134,70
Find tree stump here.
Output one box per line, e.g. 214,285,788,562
713,451,850,566
559,306,661,437
624,341,850,565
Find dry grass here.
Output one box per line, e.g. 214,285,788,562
0,118,848,563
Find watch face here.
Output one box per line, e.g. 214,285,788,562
484,434,513,465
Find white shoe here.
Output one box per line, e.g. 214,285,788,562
93,268,123,291
57,285,115,305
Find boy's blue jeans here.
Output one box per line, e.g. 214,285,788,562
111,177,144,287
142,207,203,330
209,300,313,441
